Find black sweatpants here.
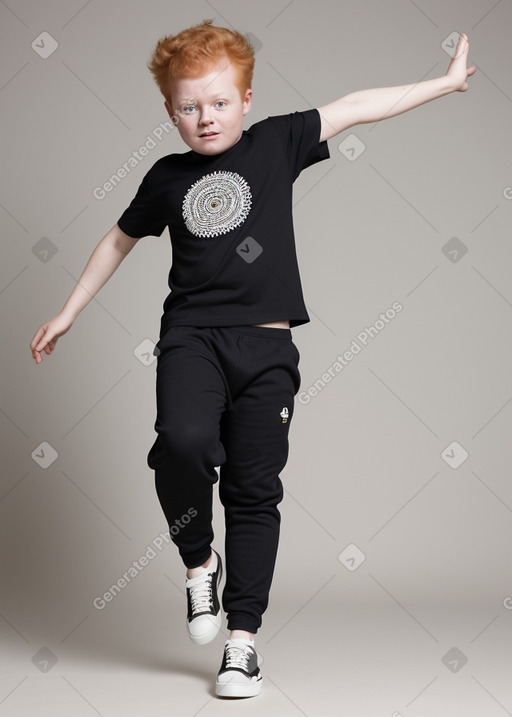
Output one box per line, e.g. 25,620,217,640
146,324,301,634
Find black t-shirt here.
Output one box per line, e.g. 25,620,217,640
117,107,330,334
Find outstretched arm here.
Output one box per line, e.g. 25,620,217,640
318,33,476,142
30,224,140,364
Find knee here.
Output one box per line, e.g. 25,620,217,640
158,422,223,465
219,472,284,508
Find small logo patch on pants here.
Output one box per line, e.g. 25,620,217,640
280,407,289,423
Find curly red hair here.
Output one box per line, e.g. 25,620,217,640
147,19,255,107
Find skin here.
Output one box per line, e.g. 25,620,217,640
165,56,252,157
318,33,476,141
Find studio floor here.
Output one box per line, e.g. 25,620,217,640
1,583,510,717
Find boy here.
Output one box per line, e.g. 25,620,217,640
30,20,475,698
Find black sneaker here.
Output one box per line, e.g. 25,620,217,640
215,638,262,697
185,549,223,645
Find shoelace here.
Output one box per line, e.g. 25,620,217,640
188,576,213,614
225,643,253,670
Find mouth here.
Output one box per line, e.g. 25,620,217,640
200,131,219,138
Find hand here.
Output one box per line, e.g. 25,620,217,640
445,33,477,92
30,312,74,364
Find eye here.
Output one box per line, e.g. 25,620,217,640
215,101,227,108
182,105,196,114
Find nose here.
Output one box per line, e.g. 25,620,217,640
198,107,213,125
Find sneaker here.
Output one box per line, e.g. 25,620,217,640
215,638,262,697
185,549,223,645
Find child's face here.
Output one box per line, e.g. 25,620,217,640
165,57,252,156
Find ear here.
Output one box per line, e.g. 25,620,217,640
242,88,253,117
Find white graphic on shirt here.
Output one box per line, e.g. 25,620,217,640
182,170,252,238
280,407,289,423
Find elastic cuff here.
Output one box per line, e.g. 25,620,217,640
181,547,212,570
227,616,260,634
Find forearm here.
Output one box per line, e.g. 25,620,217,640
346,75,454,124
60,228,133,321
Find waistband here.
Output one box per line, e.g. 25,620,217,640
173,324,293,340
222,325,292,340
160,323,293,341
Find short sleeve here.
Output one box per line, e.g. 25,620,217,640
117,170,167,238
267,108,330,182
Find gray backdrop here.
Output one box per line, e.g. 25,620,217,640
1,0,511,715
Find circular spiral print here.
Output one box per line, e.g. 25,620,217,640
182,170,252,238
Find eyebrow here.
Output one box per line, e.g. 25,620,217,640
177,95,231,104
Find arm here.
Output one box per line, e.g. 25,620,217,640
30,223,139,364
318,33,477,142
58,223,139,322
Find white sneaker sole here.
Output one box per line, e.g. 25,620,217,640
215,675,262,697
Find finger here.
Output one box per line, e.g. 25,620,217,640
456,33,468,56
36,334,52,351
32,327,48,351
30,327,44,351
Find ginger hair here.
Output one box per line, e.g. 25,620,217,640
147,19,255,108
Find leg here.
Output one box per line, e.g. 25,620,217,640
147,328,228,569
218,331,300,635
